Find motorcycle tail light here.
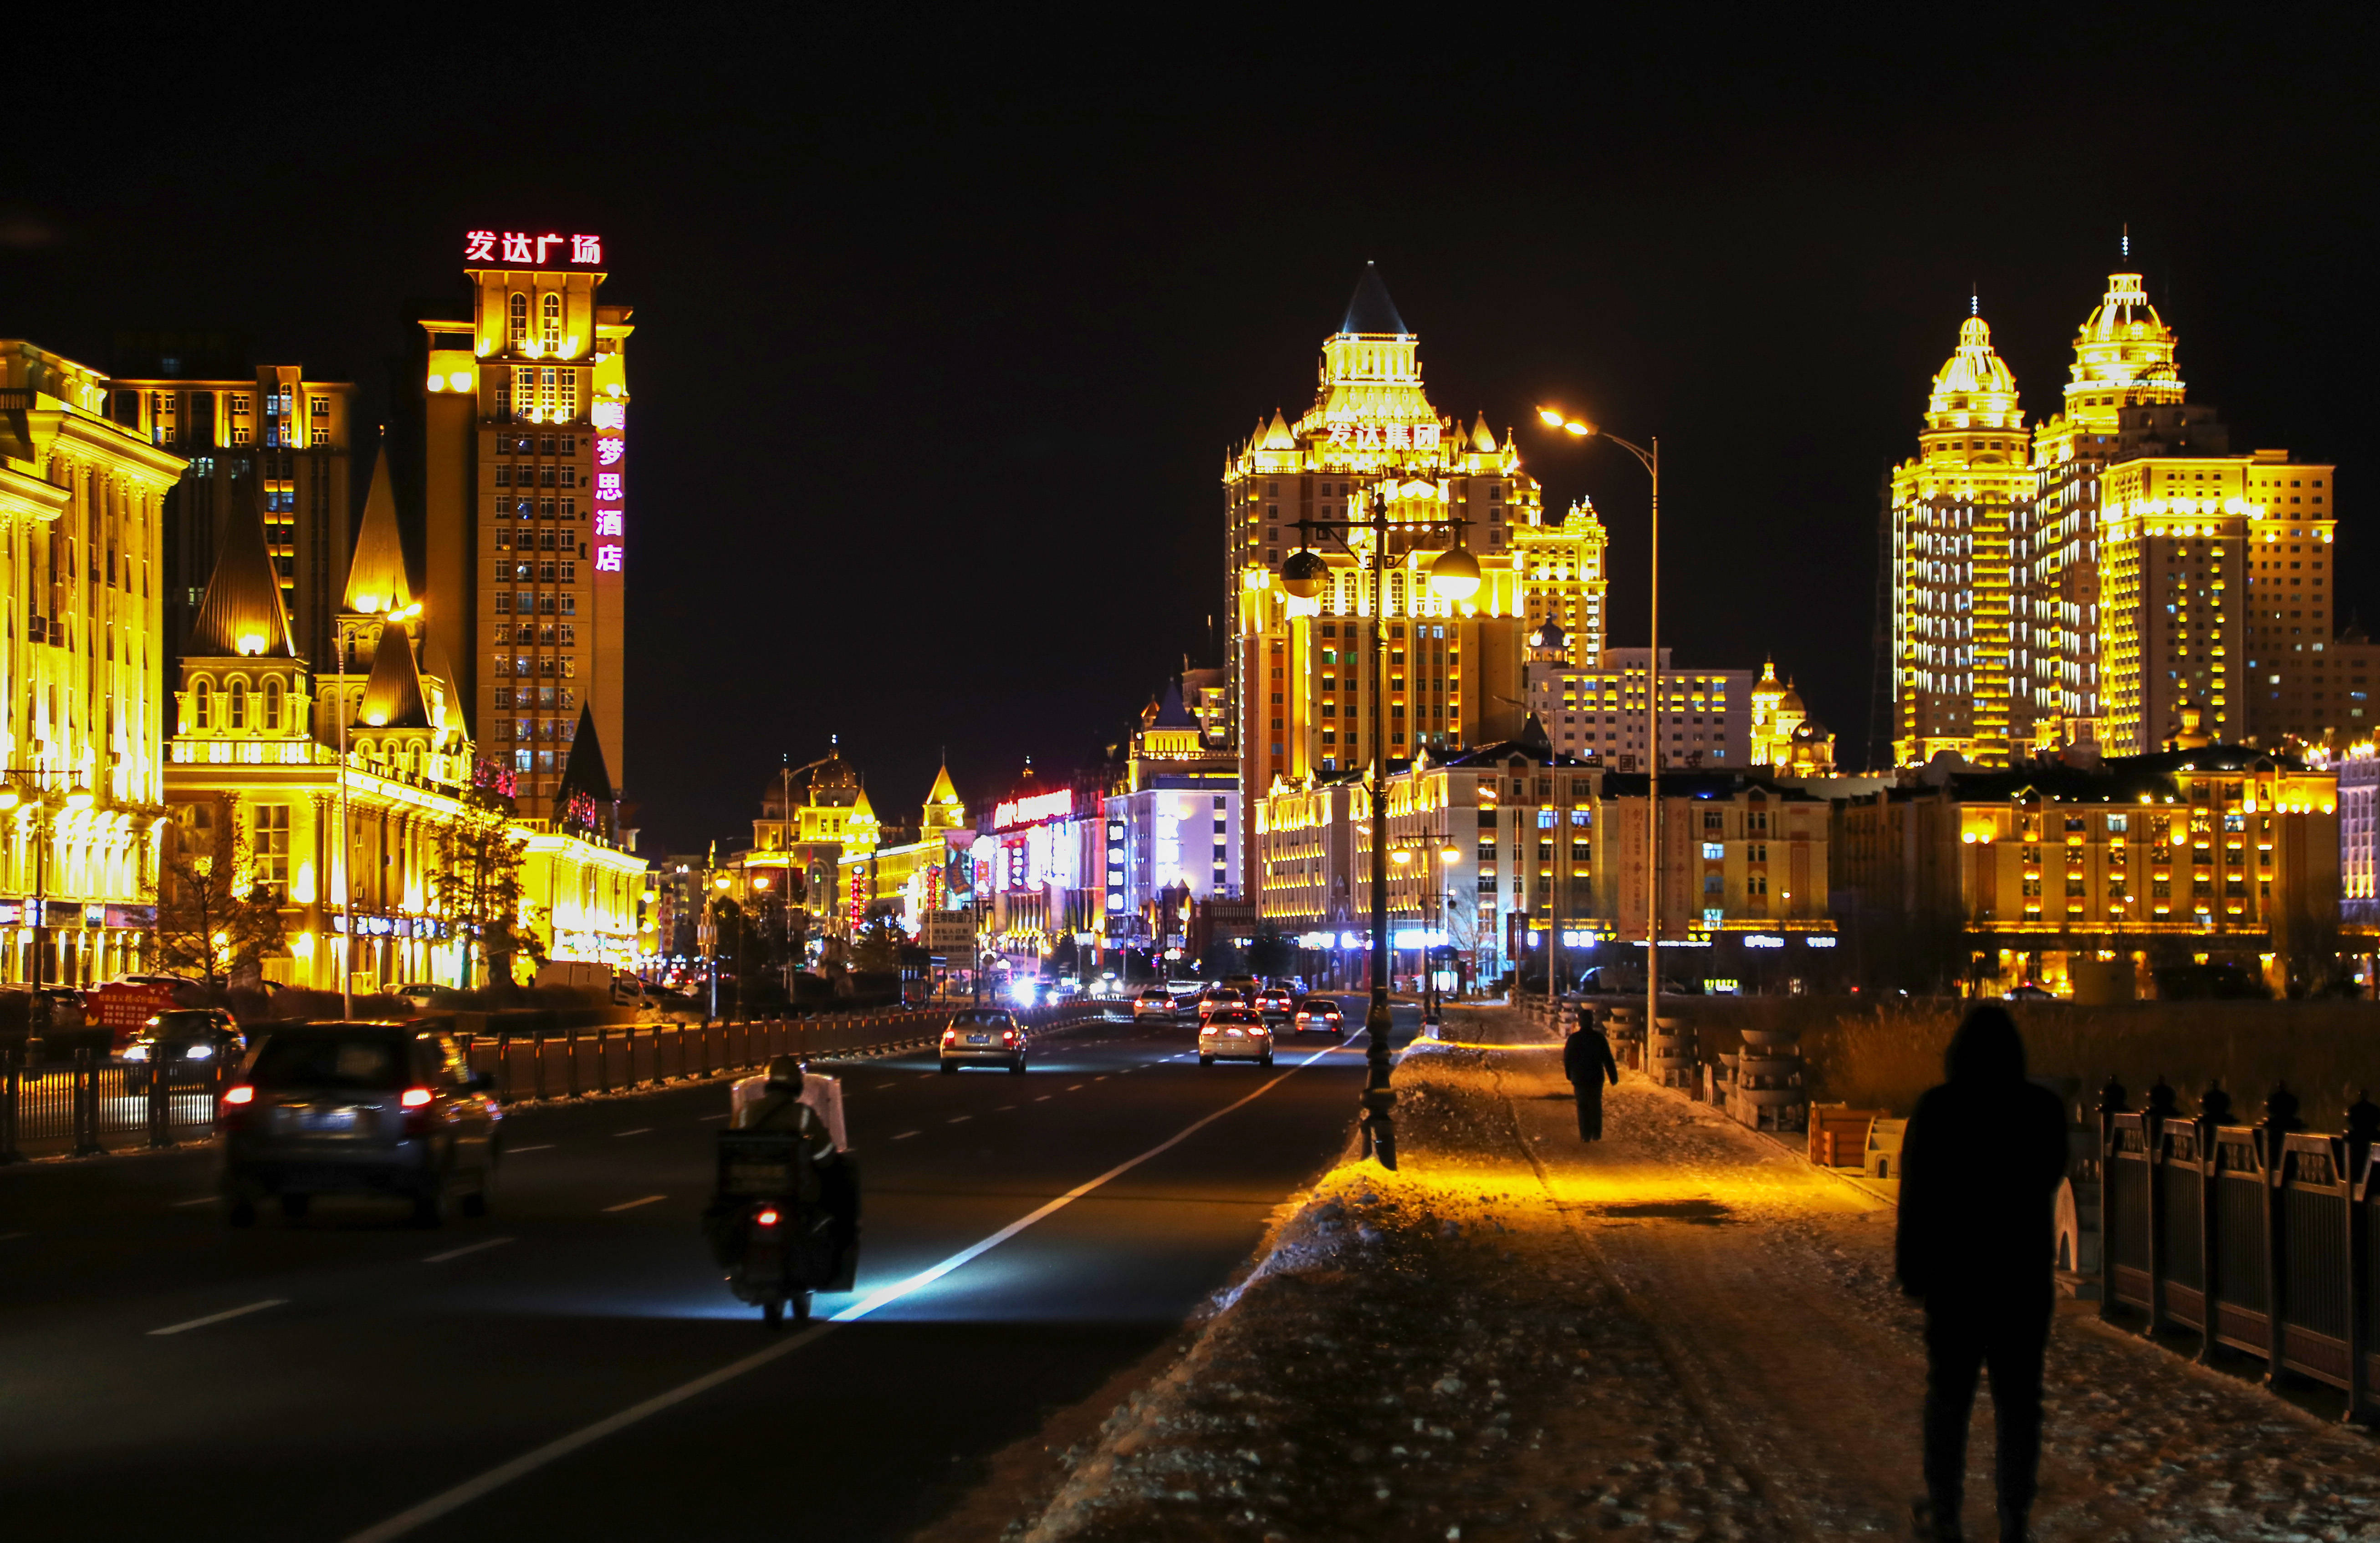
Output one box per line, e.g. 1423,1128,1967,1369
400,1088,434,1108
223,1085,254,1105
755,1207,780,1227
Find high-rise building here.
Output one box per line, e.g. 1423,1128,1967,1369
416,229,631,821
1527,639,1753,769
99,349,355,674
1222,266,1537,886
1512,497,1609,670
0,341,182,983
1890,310,2030,765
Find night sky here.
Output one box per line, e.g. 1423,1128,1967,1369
7,9,2375,854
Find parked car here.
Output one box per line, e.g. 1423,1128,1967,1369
1198,1006,1274,1067
392,983,447,1007
940,1008,1029,1074
217,1021,501,1227
124,1009,245,1095
1131,988,1177,1023
2004,982,2058,1001
1290,996,1346,1037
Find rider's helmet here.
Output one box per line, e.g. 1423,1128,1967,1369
764,1054,805,1093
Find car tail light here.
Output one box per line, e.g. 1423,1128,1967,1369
222,1085,255,1106
942,1029,957,1044
401,1088,434,1108
755,1207,781,1228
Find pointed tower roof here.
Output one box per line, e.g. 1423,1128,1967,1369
1469,412,1498,453
357,619,429,729
1260,408,1297,450
1149,677,1198,729
926,759,960,807
556,705,615,807
1340,261,1409,336
187,490,297,659
419,630,465,736
1517,713,1553,753
345,444,413,615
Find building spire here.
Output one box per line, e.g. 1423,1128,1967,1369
187,486,298,659
346,444,412,615
357,617,430,728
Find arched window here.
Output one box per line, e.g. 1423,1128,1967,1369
192,679,212,730
263,676,283,731
228,679,247,730
508,291,529,346
541,290,562,348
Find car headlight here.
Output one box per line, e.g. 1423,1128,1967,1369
125,1045,150,1061
184,1044,214,1059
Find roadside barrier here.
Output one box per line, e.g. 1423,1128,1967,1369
0,1000,1128,1160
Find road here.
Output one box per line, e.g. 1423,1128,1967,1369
0,1003,1411,1542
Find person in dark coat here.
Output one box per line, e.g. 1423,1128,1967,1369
1562,1007,1620,1142
1895,1004,2070,1543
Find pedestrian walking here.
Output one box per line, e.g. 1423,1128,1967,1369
1563,1006,1619,1142
1895,1003,2069,1543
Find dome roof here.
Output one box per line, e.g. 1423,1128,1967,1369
1530,618,1568,650
1925,313,2022,430
1777,683,1806,713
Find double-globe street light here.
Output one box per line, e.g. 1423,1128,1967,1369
1388,835,1462,1026
1535,409,1661,1038
1278,473,1481,1170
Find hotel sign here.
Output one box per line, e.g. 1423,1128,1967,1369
465,231,603,266
1323,422,1441,451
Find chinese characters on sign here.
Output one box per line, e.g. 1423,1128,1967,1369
464,230,604,266
591,401,625,575
1324,422,1442,451
992,789,1078,829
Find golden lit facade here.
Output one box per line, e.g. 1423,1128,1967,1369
0,342,181,983
418,233,631,821
1225,270,1537,884
104,357,354,672
1892,312,2030,765
1512,498,1608,668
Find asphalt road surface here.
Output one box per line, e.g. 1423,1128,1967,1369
0,1002,1415,1542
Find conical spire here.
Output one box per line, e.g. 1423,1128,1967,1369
1469,412,1497,453
556,704,615,810
1260,408,1297,450
357,618,429,729
346,444,412,615
925,758,960,808
187,489,297,658
1341,261,1408,336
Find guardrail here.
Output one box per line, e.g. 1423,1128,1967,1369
2098,1077,2380,1419
0,1000,1124,1163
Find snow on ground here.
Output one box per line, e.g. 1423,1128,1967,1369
994,1007,2380,1543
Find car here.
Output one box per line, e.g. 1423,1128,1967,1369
124,1009,244,1095
2004,982,2058,1001
217,1021,501,1228
392,982,446,1006
1131,988,1177,1023
1290,996,1346,1037
1198,1007,1274,1067
1194,988,1245,1025
1252,986,1295,1023
940,1008,1029,1074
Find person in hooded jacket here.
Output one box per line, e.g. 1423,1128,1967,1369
1563,1005,1621,1142
1896,1003,2069,1543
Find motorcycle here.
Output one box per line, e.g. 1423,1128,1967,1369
706,1129,860,1328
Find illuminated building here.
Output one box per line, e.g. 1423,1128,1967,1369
102,346,355,672
1527,637,1752,769
1832,749,2339,993
2339,743,2380,927
1892,308,2030,765
0,341,181,982
1104,676,1240,949
1512,498,1608,668
733,746,877,942
975,775,1106,964
1222,266,1537,885
416,229,630,821
835,762,973,940
1253,731,1832,987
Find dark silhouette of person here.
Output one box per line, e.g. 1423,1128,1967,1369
1895,1003,2069,1543
1563,1007,1620,1142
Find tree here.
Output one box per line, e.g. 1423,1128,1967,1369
158,796,286,988
434,793,543,989
852,916,905,973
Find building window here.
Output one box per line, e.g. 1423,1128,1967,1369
228,679,247,730
192,679,212,730
263,676,283,730
253,805,290,901
509,291,529,346
541,290,562,349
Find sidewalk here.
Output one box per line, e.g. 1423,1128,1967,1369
955,1008,2380,1543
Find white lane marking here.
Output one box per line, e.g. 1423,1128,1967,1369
170,1196,217,1208
601,1195,666,1213
947,1115,971,1125
1033,1095,1052,1103
890,1131,919,1141
697,1113,729,1122
996,1105,1016,1111
424,1237,516,1264
337,1322,835,1543
613,1128,653,1137
1067,1084,1086,1091
1093,1075,1110,1082
336,1039,1333,1542
149,1298,289,1337
0,1231,28,1241
509,1144,557,1153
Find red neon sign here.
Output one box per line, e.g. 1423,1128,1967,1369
465,231,603,267
993,789,1076,829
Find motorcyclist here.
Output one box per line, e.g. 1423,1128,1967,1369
728,1056,856,1287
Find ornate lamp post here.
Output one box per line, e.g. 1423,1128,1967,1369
1537,408,1660,1037
1279,474,1481,1169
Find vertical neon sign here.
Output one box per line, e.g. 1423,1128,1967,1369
592,401,626,571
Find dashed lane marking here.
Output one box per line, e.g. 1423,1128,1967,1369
996,1105,1016,1111
613,1128,653,1137
424,1237,516,1264
891,1131,919,1141
1032,1095,1052,1102
947,1115,971,1125
149,1298,289,1337
698,1113,730,1122
509,1144,557,1152
0,1231,28,1241
601,1195,666,1213
1067,1084,1086,1092
170,1196,217,1208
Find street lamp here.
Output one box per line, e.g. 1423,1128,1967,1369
1537,407,1661,1037
1280,474,1481,1169
1388,835,1463,1026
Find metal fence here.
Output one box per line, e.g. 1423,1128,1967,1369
0,1000,1120,1163
2099,1078,2380,1417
